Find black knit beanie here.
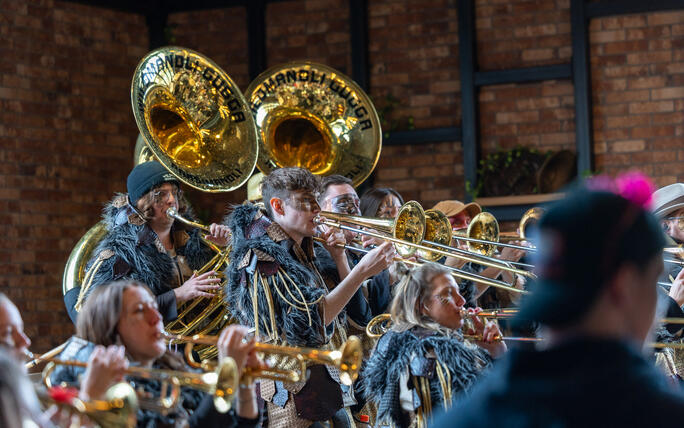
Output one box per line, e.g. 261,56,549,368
127,161,179,206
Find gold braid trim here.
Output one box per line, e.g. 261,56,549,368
279,270,311,307
260,275,278,341
74,257,105,312
435,361,452,411
412,375,431,428
252,272,261,339
268,273,309,313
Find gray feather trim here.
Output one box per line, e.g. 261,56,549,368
361,328,492,427
224,204,332,347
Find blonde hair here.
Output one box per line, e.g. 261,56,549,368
390,262,453,333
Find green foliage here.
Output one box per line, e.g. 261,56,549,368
375,93,415,138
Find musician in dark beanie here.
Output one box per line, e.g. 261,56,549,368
432,174,684,428
64,161,230,323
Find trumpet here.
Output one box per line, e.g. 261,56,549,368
38,353,238,414
37,382,138,428
166,333,363,387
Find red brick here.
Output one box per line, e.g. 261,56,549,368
626,51,672,64
612,140,646,153
628,101,674,114
627,76,667,90
652,87,684,100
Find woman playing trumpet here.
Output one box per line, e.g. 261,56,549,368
362,263,506,428
51,279,261,427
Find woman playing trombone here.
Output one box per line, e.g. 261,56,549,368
51,279,261,427
362,262,506,428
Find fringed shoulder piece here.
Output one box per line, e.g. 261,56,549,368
362,328,492,428
224,203,329,347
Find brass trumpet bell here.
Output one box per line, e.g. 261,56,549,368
246,62,381,187
132,47,258,192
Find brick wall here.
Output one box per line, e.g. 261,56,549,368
168,7,251,219
1,0,683,351
590,10,684,186
369,0,463,205
0,0,148,350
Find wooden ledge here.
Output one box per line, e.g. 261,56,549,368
475,193,564,207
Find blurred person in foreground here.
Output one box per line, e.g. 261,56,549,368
431,172,684,428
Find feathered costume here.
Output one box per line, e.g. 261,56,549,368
362,327,493,428
224,203,355,428
64,194,214,323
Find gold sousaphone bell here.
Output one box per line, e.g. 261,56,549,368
246,62,382,187
132,46,258,192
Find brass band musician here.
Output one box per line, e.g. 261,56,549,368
52,280,261,427
223,167,394,428
65,161,231,323
362,263,505,428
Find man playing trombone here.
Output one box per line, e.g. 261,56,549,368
223,167,394,428
431,199,528,306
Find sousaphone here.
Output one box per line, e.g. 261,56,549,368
245,62,381,186
64,48,258,336
132,46,258,191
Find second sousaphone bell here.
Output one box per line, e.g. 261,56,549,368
246,62,381,187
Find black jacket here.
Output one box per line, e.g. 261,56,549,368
431,337,684,428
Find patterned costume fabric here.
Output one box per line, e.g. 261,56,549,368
64,194,213,323
223,203,355,428
362,327,492,428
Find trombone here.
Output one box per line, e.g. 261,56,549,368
38,353,238,414
365,313,541,342
166,334,363,387
498,207,544,243
317,206,535,284
450,212,537,254
313,237,526,295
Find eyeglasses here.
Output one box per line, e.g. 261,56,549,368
286,194,320,212
661,216,684,233
152,188,183,203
